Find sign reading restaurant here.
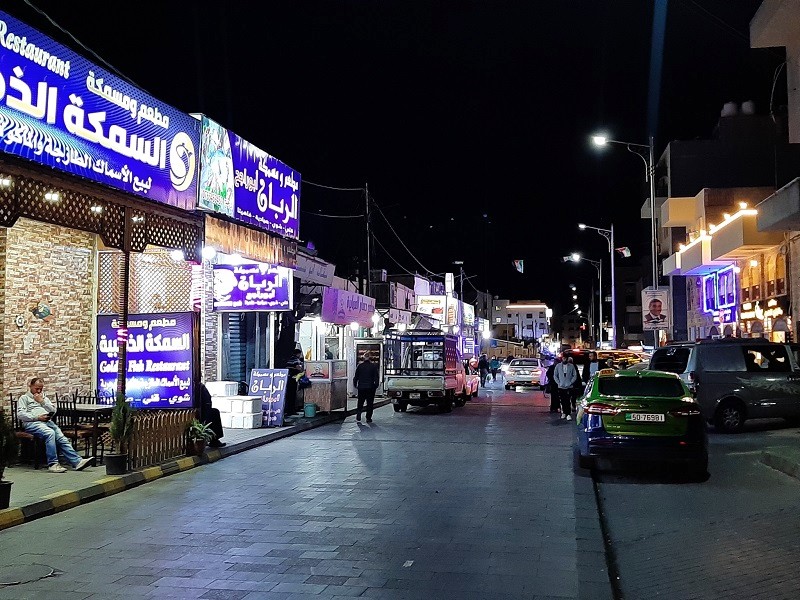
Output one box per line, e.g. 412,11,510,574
196,115,301,240
0,11,201,208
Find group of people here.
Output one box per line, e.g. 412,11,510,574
476,354,504,386
545,351,611,421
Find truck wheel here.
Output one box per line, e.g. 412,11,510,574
393,404,402,412
400,403,408,412
455,396,466,407
439,399,453,413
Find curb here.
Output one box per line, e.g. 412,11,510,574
760,450,800,481
0,400,389,532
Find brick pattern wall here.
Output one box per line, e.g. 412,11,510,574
1,218,95,402
0,228,6,408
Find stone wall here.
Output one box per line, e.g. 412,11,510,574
1,218,95,402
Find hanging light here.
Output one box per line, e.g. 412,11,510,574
201,246,217,260
350,322,359,331
169,249,185,262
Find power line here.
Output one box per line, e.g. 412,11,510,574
22,0,146,91
369,194,436,276
371,233,415,276
302,211,364,219
303,180,365,192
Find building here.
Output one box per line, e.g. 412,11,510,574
491,299,551,344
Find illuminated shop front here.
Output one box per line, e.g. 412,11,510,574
739,297,791,342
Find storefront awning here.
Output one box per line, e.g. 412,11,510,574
321,288,376,326
710,210,781,261
205,216,297,268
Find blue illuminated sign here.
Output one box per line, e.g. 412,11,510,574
701,266,738,316
0,11,200,208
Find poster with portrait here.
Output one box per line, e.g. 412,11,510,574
642,287,670,331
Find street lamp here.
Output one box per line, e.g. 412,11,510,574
578,222,617,349
564,253,602,349
591,132,658,349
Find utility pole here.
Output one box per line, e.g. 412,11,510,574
365,182,371,296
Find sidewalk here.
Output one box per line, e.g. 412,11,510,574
761,443,800,481
0,400,388,531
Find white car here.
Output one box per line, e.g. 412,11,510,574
504,358,544,390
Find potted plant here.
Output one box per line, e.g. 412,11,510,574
0,408,20,509
186,419,215,456
106,392,134,475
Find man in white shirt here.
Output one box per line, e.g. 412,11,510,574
553,357,578,421
16,377,94,473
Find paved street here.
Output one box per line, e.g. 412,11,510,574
595,420,800,600
0,383,602,600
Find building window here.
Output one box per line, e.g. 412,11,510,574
507,313,511,318
495,317,501,323
526,313,533,319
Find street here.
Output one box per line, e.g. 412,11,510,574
0,383,591,600
2,383,798,599
594,420,800,600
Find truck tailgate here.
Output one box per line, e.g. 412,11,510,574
386,376,444,391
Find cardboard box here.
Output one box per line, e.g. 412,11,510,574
206,381,239,397
230,397,261,414
220,412,234,428
229,413,262,429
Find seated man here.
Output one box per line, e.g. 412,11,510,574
17,377,94,473
198,383,226,448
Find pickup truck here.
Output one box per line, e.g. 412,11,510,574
384,331,470,413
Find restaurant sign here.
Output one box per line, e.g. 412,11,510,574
739,297,788,322
248,368,288,427
0,11,201,208
97,312,194,409
212,262,292,312
197,115,300,240
321,287,376,326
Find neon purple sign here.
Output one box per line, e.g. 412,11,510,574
198,116,300,239
97,312,194,409
702,266,737,315
0,11,200,208
212,263,292,311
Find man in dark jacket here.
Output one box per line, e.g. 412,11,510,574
353,355,380,422
546,359,560,412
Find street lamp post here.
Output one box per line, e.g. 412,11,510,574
592,134,658,349
564,253,602,349
579,222,616,349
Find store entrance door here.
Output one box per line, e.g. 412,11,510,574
221,312,272,387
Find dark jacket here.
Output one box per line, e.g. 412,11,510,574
478,356,489,371
353,360,379,390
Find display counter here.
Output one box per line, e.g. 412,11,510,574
304,360,348,413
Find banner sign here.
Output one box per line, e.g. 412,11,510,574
97,312,194,409
294,253,335,285
416,295,460,325
642,287,671,331
198,115,300,240
321,287,376,326
305,360,331,381
248,368,288,427
0,11,200,208
212,262,292,312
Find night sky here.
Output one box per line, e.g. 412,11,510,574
5,0,781,316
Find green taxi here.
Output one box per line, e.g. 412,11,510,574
576,369,708,477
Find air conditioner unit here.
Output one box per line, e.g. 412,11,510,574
371,269,387,282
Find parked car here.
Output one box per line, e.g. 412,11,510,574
563,348,649,371
648,339,800,433
504,358,544,389
576,369,708,477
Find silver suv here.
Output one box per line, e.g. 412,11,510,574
649,339,800,433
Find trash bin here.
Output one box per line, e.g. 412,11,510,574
304,402,317,418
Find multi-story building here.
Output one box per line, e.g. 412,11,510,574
491,299,551,343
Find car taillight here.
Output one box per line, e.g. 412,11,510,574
585,403,619,415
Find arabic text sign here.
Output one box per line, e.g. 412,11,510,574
0,12,200,208
97,312,194,409
249,368,288,427
198,116,300,239
212,263,292,311
321,287,376,326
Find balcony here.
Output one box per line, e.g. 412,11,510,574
661,196,696,227
679,234,731,275
710,209,782,260
757,178,800,231
662,252,681,276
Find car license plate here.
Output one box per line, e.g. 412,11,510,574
409,393,421,399
625,413,665,422
518,370,530,375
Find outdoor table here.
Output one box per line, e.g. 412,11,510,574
71,403,114,461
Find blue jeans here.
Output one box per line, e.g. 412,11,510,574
23,420,83,467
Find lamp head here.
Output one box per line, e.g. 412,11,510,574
571,252,581,262
578,223,587,230
591,135,608,146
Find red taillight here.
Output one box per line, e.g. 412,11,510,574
585,403,619,415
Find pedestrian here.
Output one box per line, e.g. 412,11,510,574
353,354,380,423
284,348,305,415
568,357,582,412
582,351,600,383
197,383,226,448
16,377,95,473
552,357,578,421
546,359,560,412
478,354,489,386
489,356,501,382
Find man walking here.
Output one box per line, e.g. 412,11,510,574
478,354,489,387
552,357,578,421
353,354,380,423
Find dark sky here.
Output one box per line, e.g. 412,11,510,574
5,0,782,316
